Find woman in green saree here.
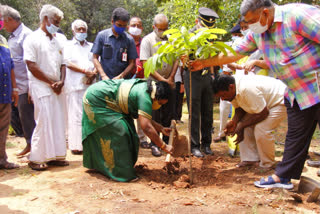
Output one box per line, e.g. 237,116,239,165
82,79,173,182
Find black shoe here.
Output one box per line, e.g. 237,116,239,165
151,146,162,157
191,148,204,158
202,146,214,155
307,160,320,167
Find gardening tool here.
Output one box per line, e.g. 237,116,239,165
298,176,320,203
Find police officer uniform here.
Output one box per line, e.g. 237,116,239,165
184,7,219,157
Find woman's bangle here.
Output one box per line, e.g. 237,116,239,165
160,143,166,150
12,88,19,92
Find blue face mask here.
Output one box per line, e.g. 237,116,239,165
75,32,87,42
113,24,126,35
46,22,59,35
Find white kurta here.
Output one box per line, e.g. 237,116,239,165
23,29,67,163
64,39,94,151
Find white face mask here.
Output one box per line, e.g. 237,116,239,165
75,32,87,42
154,27,166,40
241,29,250,37
248,11,268,34
128,27,142,36
231,36,240,41
46,19,59,35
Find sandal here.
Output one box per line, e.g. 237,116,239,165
236,161,259,168
140,141,150,149
47,160,69,166
0,162,19,169
28,162,48,171
254,176,293,189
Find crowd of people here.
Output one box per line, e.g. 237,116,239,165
0,0,320,190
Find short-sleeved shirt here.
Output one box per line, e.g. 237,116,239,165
231,75,286,114
8,23,32,95
91,28,138,79
64,38,94,93
140,31,172,80
0,35,14,103
23,29,67,98
234,4,320,110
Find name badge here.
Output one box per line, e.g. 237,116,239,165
122,52,127,62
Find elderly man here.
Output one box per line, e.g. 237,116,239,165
184,7,219,157
0,17,19,169
64,19,96,155
140,14,179,157
1,5,35,156
191,0,320,189
23,4,68,171
127,16,150,149
91,7,138,80
213,74,286,169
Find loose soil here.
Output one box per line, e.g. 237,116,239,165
1,103,320,214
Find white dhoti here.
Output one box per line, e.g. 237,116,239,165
239,104,287,168
29,93,66,164
66,89,86,151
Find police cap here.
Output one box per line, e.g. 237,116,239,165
198,7,219,29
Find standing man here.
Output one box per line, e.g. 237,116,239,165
140,14,178,157
91,7,138,80
1,5,35,156
0,13,19,169
64,19,96,155
23,4,68,170
127,16,150,149
191,0,320,189
184,7,219,157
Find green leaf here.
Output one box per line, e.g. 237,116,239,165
163,29,180,36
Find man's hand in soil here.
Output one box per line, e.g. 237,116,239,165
163,144,173,154
224,120,237,135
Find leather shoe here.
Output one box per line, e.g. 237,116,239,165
191,148,204,158
307,160,320,167
213,136,226,143
151,145,162,157
202,146,214,155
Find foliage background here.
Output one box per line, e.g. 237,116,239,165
0,0,318,41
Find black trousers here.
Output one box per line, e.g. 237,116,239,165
17,93,36,144
151,88,175,145
10,103,23,137
184,69,213,148
173,82,184,121
275,98,320,179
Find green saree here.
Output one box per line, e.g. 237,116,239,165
82,79,152,182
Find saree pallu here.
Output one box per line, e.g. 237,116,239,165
82,79,151,182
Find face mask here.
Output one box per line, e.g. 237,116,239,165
75,32,87,41
113,24,126,35
248,12,268,34
128,27,142,36
154,27,166,40
46,21,59,35
241,29,250,37
0,19,3,30
231,36,240,41
152,100,162,110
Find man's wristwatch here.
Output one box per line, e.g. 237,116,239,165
13,88,19,92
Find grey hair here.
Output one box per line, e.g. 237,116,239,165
240,0,274,16
1,5,21,22
153,14,168,26
39,4,64,23
71,19,87,31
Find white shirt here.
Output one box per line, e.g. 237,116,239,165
231,75,287,114
64,38,94,93
140,31,172,79
8,23,32,95
23,29,67,98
